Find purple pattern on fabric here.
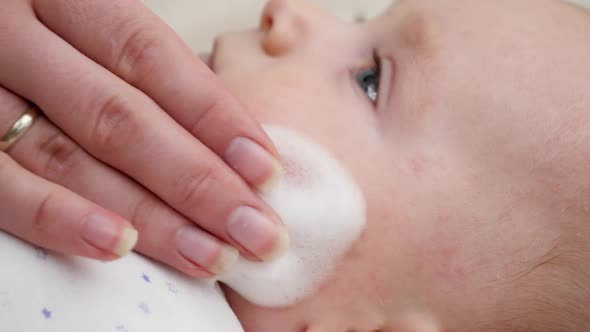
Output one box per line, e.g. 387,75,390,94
116,325,129,332
138,302,150,314
167,282,178,294
141,273,151,283
0,291,9,307
42,307,52,319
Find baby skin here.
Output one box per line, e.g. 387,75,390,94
210,0,590,331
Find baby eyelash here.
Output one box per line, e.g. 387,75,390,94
373,49,382,75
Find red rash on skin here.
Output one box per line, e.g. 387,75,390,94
281,158,308,186
410,157,426,180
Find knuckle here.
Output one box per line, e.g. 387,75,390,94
114,20,162,82
89,94,139,158
129,193,159,230
176,168,217,211
38,131,82,183
188,96,229,137
30,190,60,248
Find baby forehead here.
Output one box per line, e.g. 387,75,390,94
376,0,588,52
381,0,589,23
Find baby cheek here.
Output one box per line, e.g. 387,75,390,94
364,171,474,289
403,213,481,291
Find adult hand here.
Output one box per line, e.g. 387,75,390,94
0,0,288,277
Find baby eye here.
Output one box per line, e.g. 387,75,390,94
355,51,381,104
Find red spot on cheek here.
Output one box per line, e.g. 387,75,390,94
432,216,459,258
281,157,321,189
281,157,312,187
410,157,428,179
432,215,470,280
411,215,466,280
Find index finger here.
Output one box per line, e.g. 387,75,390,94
34,0,280,189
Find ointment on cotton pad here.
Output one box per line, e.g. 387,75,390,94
218,125,366,307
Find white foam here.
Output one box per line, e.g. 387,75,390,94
217,125,367,307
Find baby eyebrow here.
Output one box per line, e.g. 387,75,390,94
384,0,438,58
396,9,436,57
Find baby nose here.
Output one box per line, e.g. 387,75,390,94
260,0,314,56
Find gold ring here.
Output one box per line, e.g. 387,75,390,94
0,105,40,152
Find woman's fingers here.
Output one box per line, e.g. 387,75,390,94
0,153,137,260
0,87,136,259
16,119,240,277
0,7,288,261
34,0,280,189
0,87,238,277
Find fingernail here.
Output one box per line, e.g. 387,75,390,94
227,206,289,261
225,137,283,192
176,226,239,275
81,214,138,256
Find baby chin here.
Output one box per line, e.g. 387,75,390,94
216,125,367,307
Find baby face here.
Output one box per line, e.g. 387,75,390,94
211,0,590,331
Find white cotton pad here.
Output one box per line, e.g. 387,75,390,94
218,125,367,307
